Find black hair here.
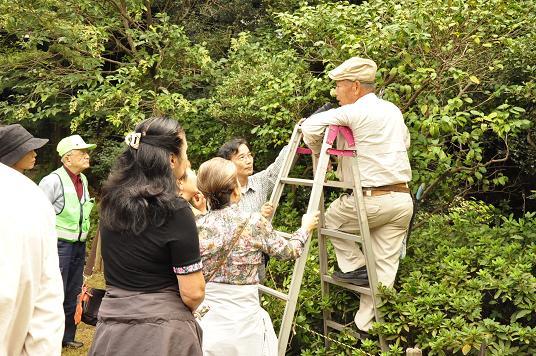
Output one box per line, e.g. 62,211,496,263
100,117,185,235
217,138,249,160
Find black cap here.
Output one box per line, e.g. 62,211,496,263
0,124,49,166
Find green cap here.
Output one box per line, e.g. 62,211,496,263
57,135,96,157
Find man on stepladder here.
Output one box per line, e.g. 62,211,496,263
301,57,413,333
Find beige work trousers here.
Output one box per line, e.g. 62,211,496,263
324,191,413,331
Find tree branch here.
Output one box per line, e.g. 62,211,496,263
402,78,432,112
419,136,509,203
420,166,464,202
108,0,137,54
110,33,134,55
145,0,153,26
76,47,133,66
456,82,472,98
482,134,509,167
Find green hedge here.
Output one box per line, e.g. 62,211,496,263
263,199,536,355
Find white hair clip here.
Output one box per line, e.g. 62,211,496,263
125,132,142,150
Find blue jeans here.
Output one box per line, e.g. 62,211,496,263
57,240,86,343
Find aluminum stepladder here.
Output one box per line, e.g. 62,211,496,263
259,122,387,355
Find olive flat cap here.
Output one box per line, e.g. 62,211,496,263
328,57,377,83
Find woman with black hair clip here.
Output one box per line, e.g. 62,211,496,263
89,117,205,356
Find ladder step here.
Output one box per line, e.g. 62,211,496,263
325,320,365,340
322,275,372,295
258,284,290,301
320,228,361,243
280,177,354,189
326,148,356,157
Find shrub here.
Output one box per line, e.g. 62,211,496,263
263,200,536,355
378,203,536,355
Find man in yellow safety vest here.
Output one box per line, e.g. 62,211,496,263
39,135,96,349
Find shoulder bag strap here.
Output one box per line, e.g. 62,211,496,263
205,219,248,282
83,226,100,277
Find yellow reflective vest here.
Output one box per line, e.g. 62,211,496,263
53,167,94,242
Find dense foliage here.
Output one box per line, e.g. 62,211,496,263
1,0,534,205
379,202,536,355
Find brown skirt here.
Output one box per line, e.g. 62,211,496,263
88,285,202,356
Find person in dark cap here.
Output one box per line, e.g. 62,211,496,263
0,124,48,174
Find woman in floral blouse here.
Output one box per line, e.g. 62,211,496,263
195,157,318,356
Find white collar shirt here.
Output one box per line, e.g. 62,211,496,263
301,93,412,187
237,146,289,214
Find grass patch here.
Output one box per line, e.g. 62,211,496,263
61,323,96,356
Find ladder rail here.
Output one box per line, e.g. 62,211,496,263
276,131,332,355
349,156,388,351
317,185,331,349
268,124,303,213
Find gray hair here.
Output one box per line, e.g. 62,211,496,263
359,81,376,91
60,151,72,164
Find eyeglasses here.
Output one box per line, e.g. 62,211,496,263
67,150,90,158
236,153,253,162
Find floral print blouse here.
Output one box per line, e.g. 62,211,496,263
196,204,309,285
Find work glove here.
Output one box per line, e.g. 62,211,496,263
311,103,334,115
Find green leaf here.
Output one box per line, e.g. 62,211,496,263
512,309,532,322
420,104,428,115
462,344,472,355
469,76,480,84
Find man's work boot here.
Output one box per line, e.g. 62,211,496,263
332,266,368,286
62,341,84,349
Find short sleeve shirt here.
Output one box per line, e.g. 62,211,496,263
101,198,202,292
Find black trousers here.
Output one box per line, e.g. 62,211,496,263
57,240,86,343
